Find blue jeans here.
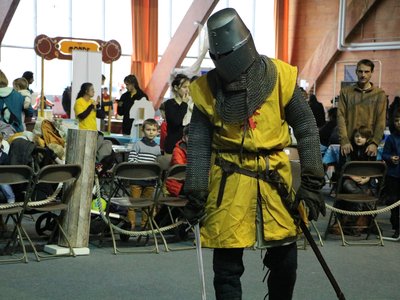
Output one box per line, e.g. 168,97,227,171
0,184,15,203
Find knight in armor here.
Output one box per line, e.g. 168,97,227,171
183,8,325,300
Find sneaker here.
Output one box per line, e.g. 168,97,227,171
392,230,399,239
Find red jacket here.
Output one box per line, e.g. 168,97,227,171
165,140,187,196
159,121,167,152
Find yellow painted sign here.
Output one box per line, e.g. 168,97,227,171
34,34,121,63
58,39,101,55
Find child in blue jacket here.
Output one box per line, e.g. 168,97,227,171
382,108,400,238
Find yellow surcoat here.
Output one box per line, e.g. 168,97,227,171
190,59,302,248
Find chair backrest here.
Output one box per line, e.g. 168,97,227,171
0,165,34,185
0,165,34,209
340,161,386,178
165,164,186,181
36,164,82,184
113,162,161,181
157,155,172,172
337,161,387,194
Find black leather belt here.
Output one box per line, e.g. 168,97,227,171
214,157,290,207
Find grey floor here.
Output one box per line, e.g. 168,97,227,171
1,188,399,300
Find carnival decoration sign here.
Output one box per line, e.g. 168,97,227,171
34,34,121,63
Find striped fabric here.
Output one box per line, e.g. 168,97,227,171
128,140,161,163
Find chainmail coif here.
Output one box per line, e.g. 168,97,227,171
212,55,277,124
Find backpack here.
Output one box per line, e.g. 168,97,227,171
0,120,16,140
0,104,19,130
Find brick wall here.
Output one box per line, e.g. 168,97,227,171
288,0,400,107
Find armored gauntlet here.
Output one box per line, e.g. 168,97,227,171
295,177,326,221
183,192,208,225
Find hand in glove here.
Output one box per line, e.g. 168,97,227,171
294,181,325,221
183,192,207,226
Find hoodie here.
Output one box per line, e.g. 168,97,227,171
0,87,25,132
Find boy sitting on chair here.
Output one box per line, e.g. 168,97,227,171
334,126,375,235
127,118,161,230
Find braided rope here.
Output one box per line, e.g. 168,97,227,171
325,198,400,216
0,202,23,209
27,185,62,207
0,184,63,209
94,175,185,237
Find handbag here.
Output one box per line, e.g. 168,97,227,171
96,106,106,119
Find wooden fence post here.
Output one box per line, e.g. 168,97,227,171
58,128,97,249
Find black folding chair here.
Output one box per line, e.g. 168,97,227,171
26,164,82,260
324,161,387,246
104,162,167,254
156,164,194,251
0,165,35,264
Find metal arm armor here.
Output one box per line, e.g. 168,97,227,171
184,105,214,194
285,86,325,186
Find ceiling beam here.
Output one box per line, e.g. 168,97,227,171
298,0,379,90
0,0,20,45
146,0,219,107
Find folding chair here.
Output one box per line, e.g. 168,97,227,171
156,164,194,251
0,165,35,264
26,164,82,260
104,162,167,254
324,161,387,246
290,161,324,248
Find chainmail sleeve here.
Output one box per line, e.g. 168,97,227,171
285,86,324,183
184,105,213,194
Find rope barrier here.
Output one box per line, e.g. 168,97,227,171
0,184,62,209
325,198,400,216
27,185,62,207
93,175,185,237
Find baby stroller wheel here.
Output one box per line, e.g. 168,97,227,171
35,212,58,236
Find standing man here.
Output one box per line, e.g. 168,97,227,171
337,59,387,157
183,8,325,300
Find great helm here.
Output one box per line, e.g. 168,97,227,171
207,8,258,83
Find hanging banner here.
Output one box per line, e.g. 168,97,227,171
34,34,122,63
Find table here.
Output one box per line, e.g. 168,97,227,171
112,145,132,162
104,133,160,145
104,133,132,145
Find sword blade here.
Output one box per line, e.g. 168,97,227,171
194,223,207,300
299,220,346,300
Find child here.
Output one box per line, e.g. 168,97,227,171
332,126,375,235
127,118,161,230
165,125,188,196
342,125,375,194
12,77,33,128
0,133,15,204
382,109,400,238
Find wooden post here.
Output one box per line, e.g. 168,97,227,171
59,128,97,248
